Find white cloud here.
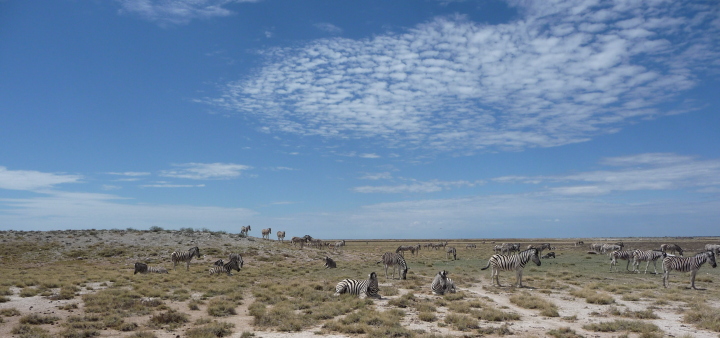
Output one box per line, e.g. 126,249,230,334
107,171,151,176
359,153,381,159
314,22,343,34
360,172,393,180
208,1,719,154
116,0,259,26
0,167,82,191
160,163,251,180
141,183,206,188
353,179,481,193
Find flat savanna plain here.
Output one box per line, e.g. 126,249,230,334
1,230,719,338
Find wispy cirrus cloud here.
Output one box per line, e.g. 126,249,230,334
314,22,343,35
160,163,252,180
495,153,720,195
0,166,82,191
116,0,260,26
208,0,719,154
354,179,482,194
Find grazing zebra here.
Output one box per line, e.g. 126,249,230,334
704,244,720,254
171,246,201,271
276,231,285,242
446,247,457,260
610,250,634,272
430,270,456,295
209,258,241,276
323,256,336,269
663,251,717,289
376,252,408,280
602,244,622,254
493,245,503,253
589,243,604,252
291,236,305,249
334,272,380,299
465,243,476,249
229,253,244,269
261,228,271,240
240,225,251,237
481,248,541,287
133,262,168,274
632,250,666,274
660,244,683,256
334,240,346,251
541,252,555,259
396,245,416,256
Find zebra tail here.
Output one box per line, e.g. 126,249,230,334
480,261,491,270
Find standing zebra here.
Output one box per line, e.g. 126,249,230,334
376,252,408,280
465,243,476,249
133,262,168,274
240,225,251,237
261,228,271,240
209,258,241,276
334,240,346,251
660,244,684,256
229,253,244,269
481,248,541,287
396,245,416,256
609,250,634,272
334,272,380,299
276,231,285,242
430,270,456,295
631,250,666,274
446,247,457,260
291,236,305,249
323,256,337,269
171,246,201,271
663,251,717,289
705,244,720,255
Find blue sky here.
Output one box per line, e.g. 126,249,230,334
1,0,719,239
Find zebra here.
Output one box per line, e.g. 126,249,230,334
291,236,305,249
631,250,666,274
660,244,683,256
541,252,555,259
133,262,168,274
590,243,604,252
704,244,720,255
229,253,244,269
575,241,584,246
334,272,380,299
213,259,224,266
663,251,717,289
430,270,456,295
493,245,503,253
376,252,408,280
209,258,241,276
481,248,541,287
171,246,201,271
609,250,634,272
261,228,271,240
276,231,285,242
396,245,416,256
602,244,622,254
323,256,336,269
240,225,251,237
465,243,476,249
446,247,457,260
333,240,346,251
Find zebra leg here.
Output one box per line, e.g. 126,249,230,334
663,270,670,288
493,268,501,287
690,270,698,290
516,269,523,287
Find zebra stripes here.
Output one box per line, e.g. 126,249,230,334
377,252,408,280
446,247,457,260
323,256,336,269
240,225,251,237
481,248,541,287
291,236,305,249
209,258,241,276
396,245,416,256
334,272,380,299
261,228,271,240
229,253,244,269
430,270,456,295
276,231,285,242
133,262,168,274
631,250,666,274
171,246,201,271
609,250,634,272
663,251,717,289
660,243,683,256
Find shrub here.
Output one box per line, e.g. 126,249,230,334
148,309,189,329
683,304,720,332
19,313,60,325
207,298,237,317
185,321,235,338
547,327,584,338
583,319,661,333
11,324,52,338
509,292,559,317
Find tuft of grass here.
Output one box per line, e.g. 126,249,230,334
11,324,52,338
547,327,584,338
608,306,659,319
444,313,479,331
570,288,615,304
1,307,21,316
185,321,235,338
475,307,520,321
583,319,661,334
128,332,157,338
147,309,189,329
509,292,559,317
19,313,60,325
683,303,720,332
418,312,436,322
207,298,237,317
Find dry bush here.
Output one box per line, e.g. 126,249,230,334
509,291,559,317
683,303,720,332
185,321,235,338
583,319,661,334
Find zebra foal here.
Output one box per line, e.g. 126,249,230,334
481,248,541,287
377,252,408,280
276,231,285,242
609,250,634,272
323,256,336,268
663,251,717,289
430,270,456,295
171,246,201,271
209,258,241,276
334,272,380,299
261,228,271,240
133,262,168,274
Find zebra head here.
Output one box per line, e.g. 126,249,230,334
190,246,201,258
708,251,717,268
400,265,408,280
369,272,378,281
438,270,449,280
226,259,241,272
133,262,148,275
530,248,541,266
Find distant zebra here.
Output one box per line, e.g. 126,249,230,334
632,250,666,274
291,236,305,249
481,248,541,287
430,270,456,295
396,245,416,256
261,228,271,240
660,244,683,256
704,244,720,255
229,253,244,269
133,262,168,274
602,244,622,254
589,243,604,252
276,231,285,242
663,251,717,289
209,258,241,276
334,240,346,251
171,246,201,271
541,252,555,259
334,272,380,299
493,245,503,253
465,243,476,249
446,247,457,260
240,225,251,237
323,256,336,269
376,252,408,280
575,241,584,246
610,250,634,272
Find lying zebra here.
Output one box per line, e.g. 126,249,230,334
541,252,555,259
323,256,336,269
334,272,380,299
430,270,456,295
209,257,242,276
133,262,168,274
